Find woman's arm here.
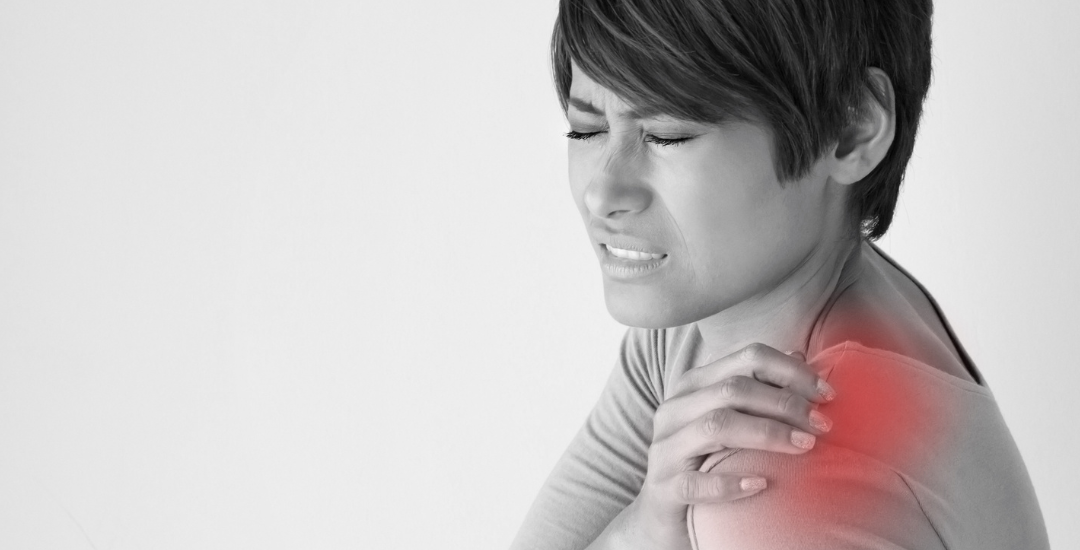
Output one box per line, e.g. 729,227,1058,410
510,330,834,550
688,443,946,550
509,327,661,550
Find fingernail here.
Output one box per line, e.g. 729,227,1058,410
791,430,816,450
809,410,832,433
816,378,837,402
787,350,806,361
740,476,767,492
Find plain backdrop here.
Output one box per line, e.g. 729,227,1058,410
0,1,1077,548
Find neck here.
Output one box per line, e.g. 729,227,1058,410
695,235,862,364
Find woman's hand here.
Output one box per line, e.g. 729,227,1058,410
622,343,836,550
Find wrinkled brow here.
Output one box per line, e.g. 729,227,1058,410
567,96,666,121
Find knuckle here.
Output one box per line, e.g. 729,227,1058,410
709,475,729,498
740,342,768,362
717,376,742,400
776,390,803,416
762,419,787,445
677,473,699,502
701,408,730,437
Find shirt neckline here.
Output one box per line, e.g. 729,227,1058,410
810,340,993,396
865,241,987,388
804,239,988,389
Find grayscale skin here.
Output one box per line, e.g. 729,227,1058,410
564,62,902,550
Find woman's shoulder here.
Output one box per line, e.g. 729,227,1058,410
691,343,1049,549
803,242,1015,472
809,340,995,471
616,323,704,403
689,243,1049,547
809,240,983,386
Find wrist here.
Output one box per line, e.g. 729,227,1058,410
588,498,685,550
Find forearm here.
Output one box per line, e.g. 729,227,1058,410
585,499,691,550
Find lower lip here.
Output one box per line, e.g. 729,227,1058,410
600,245,669,280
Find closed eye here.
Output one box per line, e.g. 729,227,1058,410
564,130,695,147
564,130,602,141
644,135,692,147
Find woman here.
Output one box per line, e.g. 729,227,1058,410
510,0,1049,549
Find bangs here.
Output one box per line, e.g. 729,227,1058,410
550,0,934,240
551,0,759,124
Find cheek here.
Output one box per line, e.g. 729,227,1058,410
663,152,784,276
660,136,824,295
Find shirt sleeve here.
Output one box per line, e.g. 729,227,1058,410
687,440,947,549
509,327,664,550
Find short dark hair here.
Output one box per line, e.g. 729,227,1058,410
551,0,933,240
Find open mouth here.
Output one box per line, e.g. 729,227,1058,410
603,244,667,261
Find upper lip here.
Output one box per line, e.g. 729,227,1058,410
594,234,667,256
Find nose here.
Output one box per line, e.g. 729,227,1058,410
582,142,652,219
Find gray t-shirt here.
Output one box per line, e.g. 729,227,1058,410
510,242,1048,550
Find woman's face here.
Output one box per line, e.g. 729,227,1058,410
567,64,846,329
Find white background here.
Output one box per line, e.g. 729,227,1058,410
0,1,1077,548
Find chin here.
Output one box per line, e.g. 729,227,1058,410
603,284,718,329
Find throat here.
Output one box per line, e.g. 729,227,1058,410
694,239,863,365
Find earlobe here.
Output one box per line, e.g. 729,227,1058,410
830,68,897,186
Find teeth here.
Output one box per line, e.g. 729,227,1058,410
607,245,665,261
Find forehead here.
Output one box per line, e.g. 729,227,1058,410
569,63,629,109
568,62,676,122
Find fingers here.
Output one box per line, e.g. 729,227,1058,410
672,471,768,505
672,343,835,404
653,375,831,441
745,346,830,402
649,408,818,477
639,342,838,516
664,408,817,462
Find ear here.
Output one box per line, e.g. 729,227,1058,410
828,68,896,186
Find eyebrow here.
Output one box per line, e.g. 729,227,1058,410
567,96,665,121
